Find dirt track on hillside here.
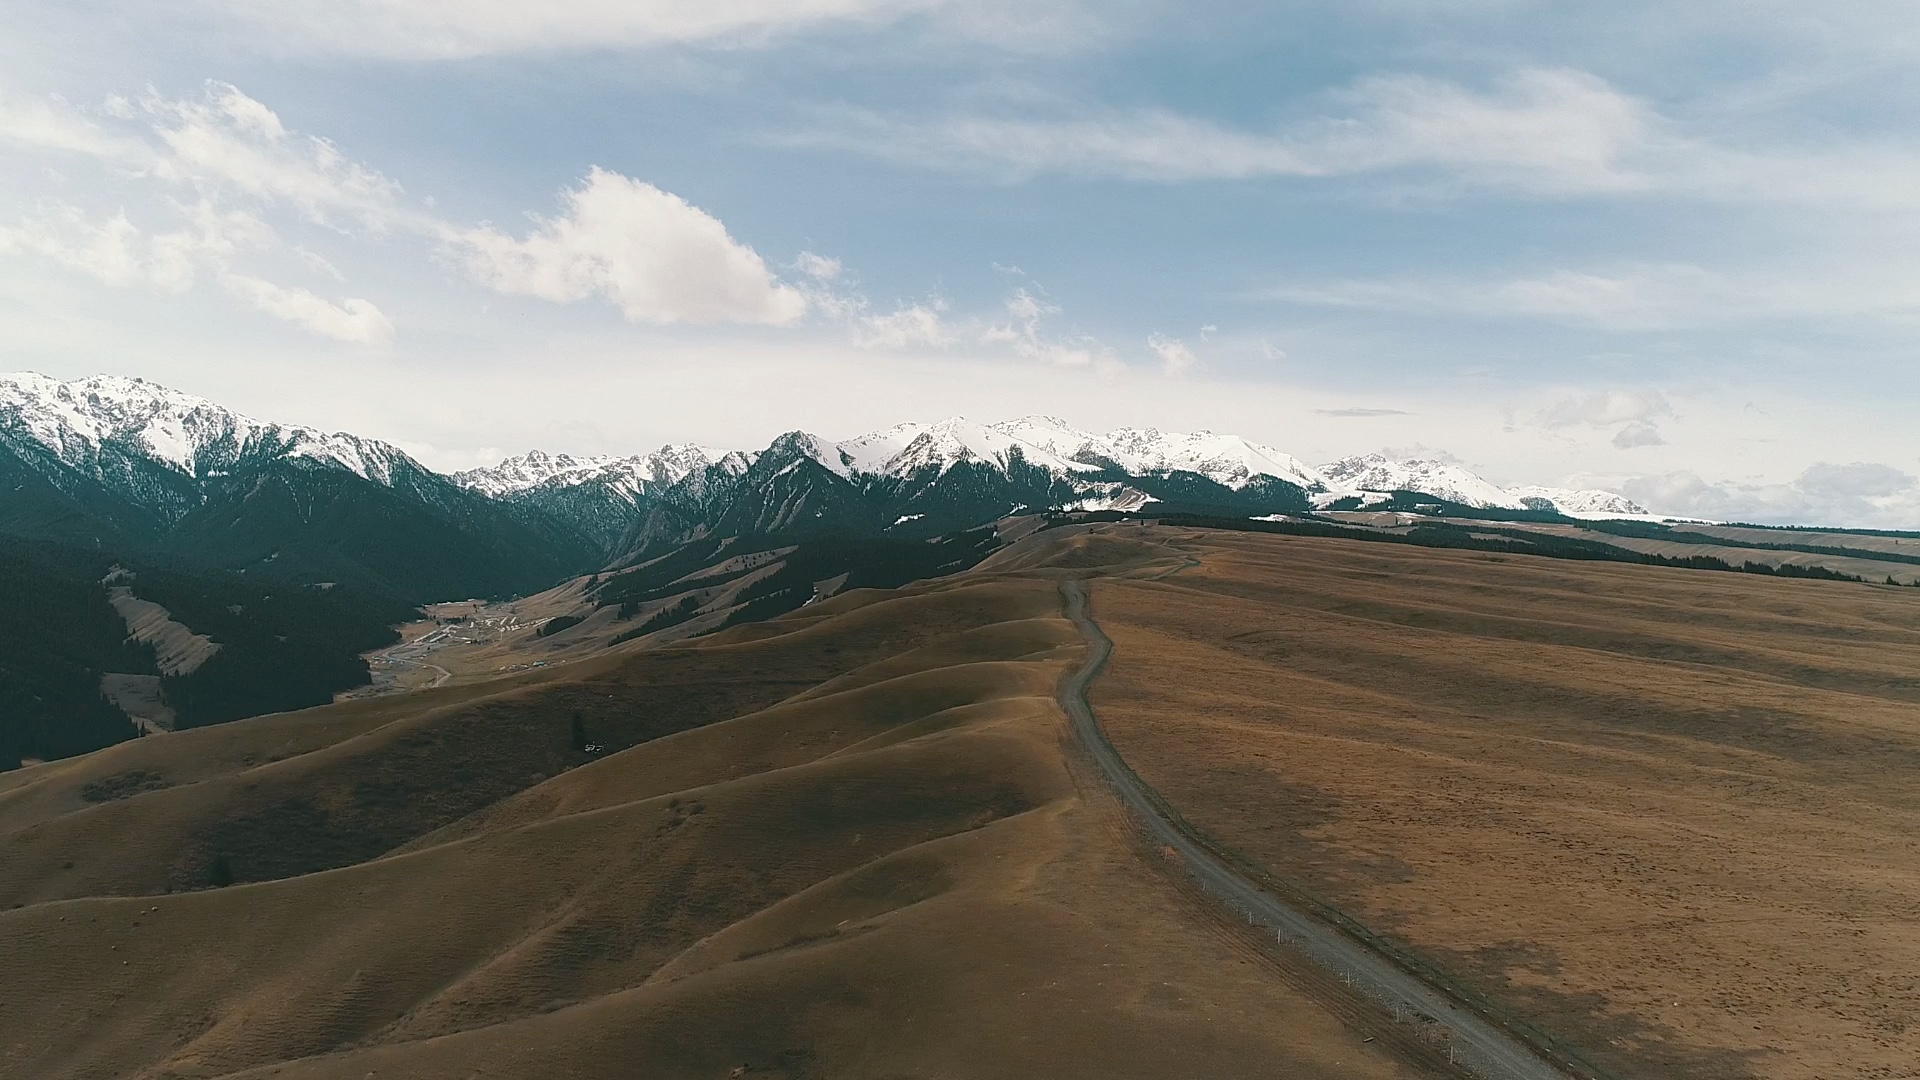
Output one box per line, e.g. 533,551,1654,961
1089,525,1920,1080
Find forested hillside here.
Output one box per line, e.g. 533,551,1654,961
0,538,417,770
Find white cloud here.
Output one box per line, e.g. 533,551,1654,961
1147,333,1196,375
983,286,1111,367
1541,389,1674,429
294,246,345,280
2,83,815,331
797,65,1920,214
190,0,948,59
1612,421,1666,449
220,271,396,345
450,167,806,326
0,206,160,288
0,199,271,291
1272,262,1920,330
1623,463,1920,528
855,301,954,348
0,93,150,161
141,83,413,231
797,68,1658,192
795,251,843,281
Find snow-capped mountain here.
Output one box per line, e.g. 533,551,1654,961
758,414,1324,492
1318,454,1527,510
452,445,738,500
457,414,1652,558
4,372,1655,586
1506,486,1647,516
835,417,1095,480
1,372,416,505
0,372,598,600
1312,455,1647,515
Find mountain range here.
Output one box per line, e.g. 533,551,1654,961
0,373,594,602
0,372,1651,588
2,373,1649,595
0,370,1873,773
453,413,1646,558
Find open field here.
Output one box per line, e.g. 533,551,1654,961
1,535,1450,1080
1088,524,1920,1080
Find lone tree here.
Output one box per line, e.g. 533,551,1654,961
208,853,234,888
570,711,588,753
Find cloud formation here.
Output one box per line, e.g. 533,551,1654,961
0,83,813,336
220,272,395,344
796,69,1654,191
1540,389,1674,429
799,65,1920,216
453,168,805,326
984,287,1111,367
854,302,954,348
1146,333,1196,375
1272,262,1920,330
1624,463,1920,528
188,0,947,59
1612,421,1666,449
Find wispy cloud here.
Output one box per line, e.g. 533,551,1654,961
1146,333,1196,376
1271,262,1920,330
791,69,1654,192
0,82,817,336
790,65,1920,214
1316,407,1410,417
1625,462,1920,528
983,286,1112,367
220,272,394,345
180,0,948,59
1540,389,1674,429
855,301,954,348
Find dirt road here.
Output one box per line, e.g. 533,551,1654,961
1056,578,1584,1080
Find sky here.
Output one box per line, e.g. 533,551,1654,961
1,1,1917,526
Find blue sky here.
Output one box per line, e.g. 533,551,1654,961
2,0,1917,524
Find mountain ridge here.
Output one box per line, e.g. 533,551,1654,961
0,373,599,603
453,414,1644,520
4,372,1650,574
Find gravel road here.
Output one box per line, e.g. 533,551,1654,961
1057,578,1587,1080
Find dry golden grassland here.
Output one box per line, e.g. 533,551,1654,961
1090,525,1920,1080
2,546,1446,1080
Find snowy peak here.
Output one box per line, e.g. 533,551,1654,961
986,415,1110,464
759,431,853,479
1316,454,1646,515
1319,454,1525,510
0,371,417,486
981,417,1323,491
836,416,1092,480
453,444,734,499
3,373,1652,525
1099,427,1324,491
1507,486,1648,516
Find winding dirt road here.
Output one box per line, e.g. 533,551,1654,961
1057,578,1584,1080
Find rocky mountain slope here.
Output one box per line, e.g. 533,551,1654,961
0,374,597,600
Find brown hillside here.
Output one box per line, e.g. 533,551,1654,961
1088,524,1920,1080
2,552,1439,1080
